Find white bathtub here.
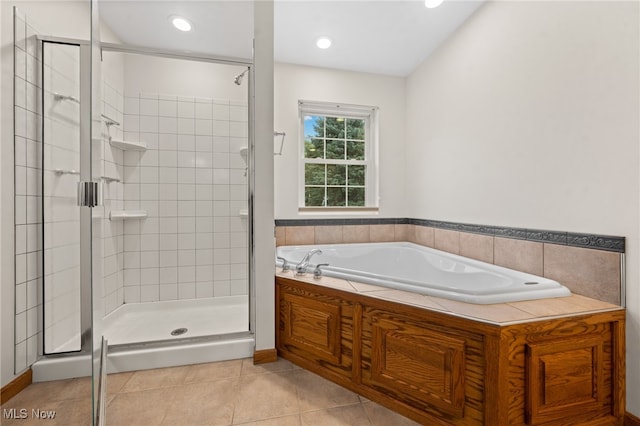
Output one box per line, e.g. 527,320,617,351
276,242,571,304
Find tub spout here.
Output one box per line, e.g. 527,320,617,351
295,249,323,275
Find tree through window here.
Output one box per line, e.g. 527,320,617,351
299,101,378,209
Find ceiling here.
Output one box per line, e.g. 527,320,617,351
99,0,485,77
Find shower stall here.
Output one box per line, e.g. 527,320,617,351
13,4,256,424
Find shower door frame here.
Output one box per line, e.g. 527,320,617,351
100,42,257,341
38,35,94,357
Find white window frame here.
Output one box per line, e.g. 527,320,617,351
298,100,379,211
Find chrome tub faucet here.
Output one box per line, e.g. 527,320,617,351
295,248,323,275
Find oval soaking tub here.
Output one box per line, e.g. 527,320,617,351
275,242,570,304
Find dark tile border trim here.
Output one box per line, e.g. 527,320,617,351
274,218,625,253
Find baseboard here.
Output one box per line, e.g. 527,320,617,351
626,411,640,426
253,348,277,364
1,369,32,404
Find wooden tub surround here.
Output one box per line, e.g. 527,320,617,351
275,271,626,425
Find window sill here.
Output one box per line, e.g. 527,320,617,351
298,207,379,216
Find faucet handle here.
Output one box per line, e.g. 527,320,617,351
276,256,290,272
314,264,330,279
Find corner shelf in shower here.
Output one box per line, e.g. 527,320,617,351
109,210,147,221
109,138,147,151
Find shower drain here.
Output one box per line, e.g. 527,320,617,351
171,328,188,336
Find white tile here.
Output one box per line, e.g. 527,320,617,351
26,252,40,281
178,201,196,217
198,217,215,233
26,307,38,337
177,168,195,184
178,233,196,250
159,234,178,251
140,285,159,302
195,152,212,169
177,134,195,151
213,137,230,153
195,282,214,298
124,286,140,303
26,279,39,309
178,101,195,118
159,150,178,167
178,249,196,266
230,264,248,280
158,167,178,184
196,232,214,250
139,133,159,150
213,233,230,249
195,169,213,184
214,264,231,280
178,282,196,300
15,341,27,373
230,248,248,264
213,153,230,169
159,133,178,150
214,249,230,266
159,251,177,267
139,115,159,133
139,183,159,201
196,249,214,265
177,151,195,168
230,122,247,138
123,114,139,132
125,268,141,286
159,183,177,200
159,266,178,284
196,265,213,282
140,251,159,268
195,102,212,119
195,135,214,152
177,217,196,234
160,284,178,301
15,166,27,196
140,98,159,116
16,225,27,255
196,185,213,201
124,97,139,115
140,234,160,251
159,217,178,234
212,120,229,137
15,311,27,343
178,266,196,282
196,201,213,217
26,335,38,366
212,104,229,120
140,268,159,285
159,117,177,133
15,137,27,167
177,184,196,200
213,169,230,185
159,99,177,117
16,283,27,314
195,119,213,136
230,105,248,122
158,200,178,217
26,224,41,252
177,118,194,135
214,281,231,297
140,166,159,183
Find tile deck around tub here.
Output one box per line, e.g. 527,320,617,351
276,269,623,325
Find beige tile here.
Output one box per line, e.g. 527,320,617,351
1,398,90,426
2,378,82,405
108,388,174,426
414,226,434,247
232,371,299,424
314,226,343,244
185,359,243,384
240,357,297,376
366,290,447,311
369,225,394,243
285,226,315,246
235,414,301,426
405,225,418,244
47,398,92,425
348,281,388,293
342,225,370,243
433,228,460,254
310,276,356,292
108,372,134,395
494,237,543,275
362,401,421,426
543,244,621,305
121,365,190,392
459,232,494,264
394,224,408,242
275,227,286,247
162,379,238,425
429,297,536,323
293,369,360,412
508,293,620,318
300,403,371,426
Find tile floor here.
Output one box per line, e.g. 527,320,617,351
1,358,420,425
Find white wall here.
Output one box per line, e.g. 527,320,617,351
274,63,406,219
405,1,639,416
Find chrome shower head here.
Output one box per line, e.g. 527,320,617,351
234,69,248,86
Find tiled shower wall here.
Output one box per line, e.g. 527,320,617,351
120,93,248,303
13,9,43,372
101,80,125,316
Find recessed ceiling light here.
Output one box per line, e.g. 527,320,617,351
171,16,193,32
316,37,332,49
425,0,444,8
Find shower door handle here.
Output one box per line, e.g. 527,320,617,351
77,181,102,207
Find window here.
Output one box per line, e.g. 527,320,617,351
299,100,378,209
